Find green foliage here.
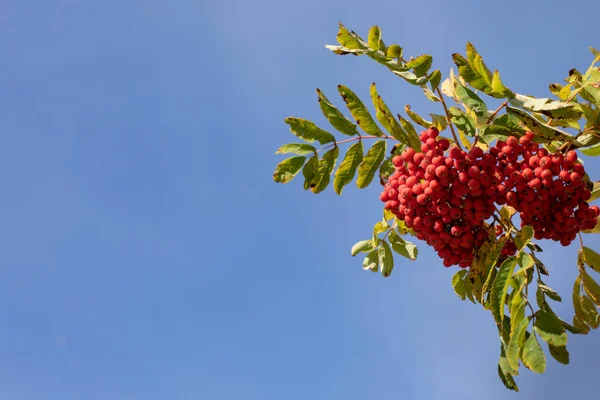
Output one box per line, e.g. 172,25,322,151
356,140,386,188
274,21,600,392
333,142,363,194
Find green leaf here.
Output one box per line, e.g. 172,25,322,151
428,70,442,90
510,294,526,336
448,106,476,136
534,310,568,347
363,249,378,271
581,269,600,306
335,22,364,49
338,85,385,136
508,316,529,371
310,147,339,194
316,89,358,136
511,93,584,120
452,270,468,301
497,363,519,392
276,143,317,155
590,182,600,201
548,345,570,365
406,54,432,78
491,70,513,98
539,283,562,302
386,44,402,59
285,117,336,144
351,240,374,257
388,230,418,260
581,142,600,156
455,82,488,117
521,333,546,373
397,115,422,151
379,241,394,277
273,156,306,183
505,106,572,143
513,226,534,250
371,84,409,143
356,140,386,189
367,26,381,51
452,52,488,91
491,256,518,325
472,54,493,87
583,247,600,273
302,155,319,190
573,276,591,332
333,141,364,195
405,105,432,128
581,295,600,329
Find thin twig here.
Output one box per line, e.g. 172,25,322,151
435,87,463,150
486,100,509,125
317,134,397,154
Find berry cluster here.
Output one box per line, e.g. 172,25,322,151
491,131,599,246
380,127,503,268
379,128,599,268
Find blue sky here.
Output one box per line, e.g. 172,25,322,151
1,0,600,398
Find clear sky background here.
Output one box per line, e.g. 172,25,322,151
1,0,600,399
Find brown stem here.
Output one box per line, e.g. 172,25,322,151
435,87,463,150
486,100,510,125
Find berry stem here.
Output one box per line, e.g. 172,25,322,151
435,87,463,150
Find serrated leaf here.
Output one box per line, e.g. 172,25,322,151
548,345,570,365
508,316,529,371
379,241,394,277
363,249,378,271
351,240,374,257
405,105,432,128
581,295,600,329
472,54,493,87
539,283,562,302
371,84,409,143
333,141,363,195
338,85,385,136
505,106,571,143
428,69,442,90
310,147,339,193
429,114,448,131
510,294,526,336
276,143,317,155
336,22,364,49
448,106,476,137
285,117,336,144
455,82,488,117
583,247,600,272
498,363,519,392
511,93,584,120
273,156,306,183
491,256,518,325
582,269,600,306
302,155,319,190
452,52,488,91
573,275,590,332
513,226,534,250
406,54,432,78
581,142,600,156
452,270,468,301
522,333,546,373
491,70,513,98
388,230,418,260
534,310,568,347
367,26,381,51
373,220,390,239
316,89,358,136
397,115,422,151
356,140,386,188
422,87,441,102
387,44,402,59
